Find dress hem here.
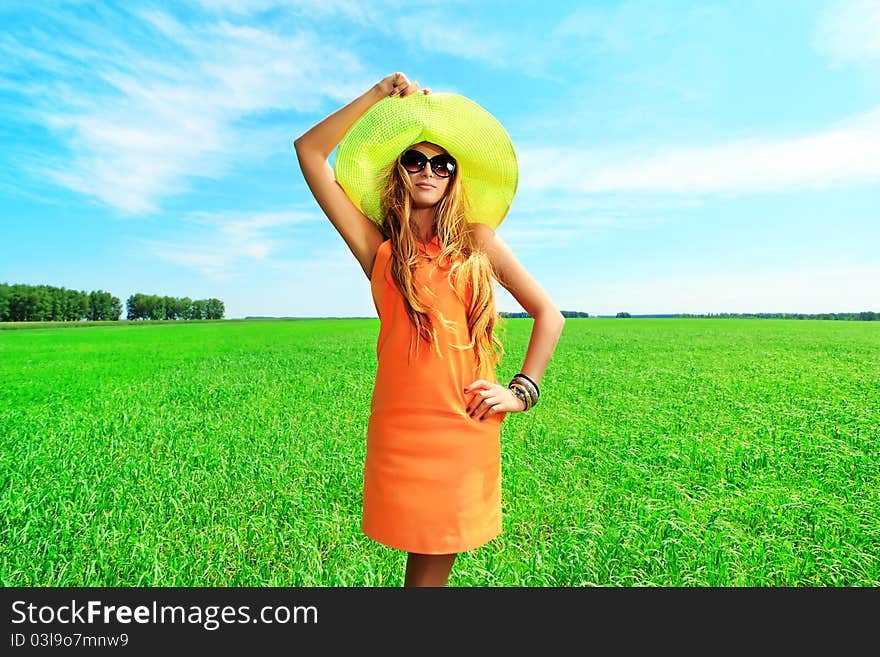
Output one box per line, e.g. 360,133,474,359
361,525,502,555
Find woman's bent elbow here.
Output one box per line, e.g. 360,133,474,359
545,307,565,325
534,308,565,329
293,135,316,154
294,138,330,166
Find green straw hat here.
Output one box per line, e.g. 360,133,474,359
333,92,518,230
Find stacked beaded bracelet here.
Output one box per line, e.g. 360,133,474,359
509,383,531,411
508,372,540,412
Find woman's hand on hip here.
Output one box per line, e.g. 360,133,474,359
374,72,431,98
464,380,525,420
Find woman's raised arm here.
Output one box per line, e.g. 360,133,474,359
294,73,427,279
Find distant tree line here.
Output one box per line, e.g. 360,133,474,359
0,283,122,321
504,310,878,321
502,311,591,318
0,282,225,322
673,312,878,321
125,294,224,320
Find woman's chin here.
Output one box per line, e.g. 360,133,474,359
411,196,441,209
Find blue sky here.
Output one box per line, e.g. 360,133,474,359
2,0,878,318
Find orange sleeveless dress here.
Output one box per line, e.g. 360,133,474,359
363,235,507,554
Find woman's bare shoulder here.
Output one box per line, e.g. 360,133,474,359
469,221,497,243
470,222,505,258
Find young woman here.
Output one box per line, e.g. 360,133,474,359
294,72,565,587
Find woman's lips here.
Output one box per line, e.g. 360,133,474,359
415,183,436,189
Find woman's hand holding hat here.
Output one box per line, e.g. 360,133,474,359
375,72,431,98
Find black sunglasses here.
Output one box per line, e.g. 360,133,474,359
400,149,456,178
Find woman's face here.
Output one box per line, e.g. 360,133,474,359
401,142,454,209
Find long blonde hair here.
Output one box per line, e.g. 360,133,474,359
378,147,506,380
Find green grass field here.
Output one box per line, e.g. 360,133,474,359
1,318,878,586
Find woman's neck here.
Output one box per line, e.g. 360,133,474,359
410,207,437,242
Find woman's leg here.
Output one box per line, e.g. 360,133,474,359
404,552,457,587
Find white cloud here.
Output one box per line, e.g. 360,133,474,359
497,211,668,254
135,209,322,276
518,106,880,195
193,0,300,14
496,193,703,250
814,0,880,64
191,0,382,20
3,6,368,214
555,0,672,52
394,13,511,67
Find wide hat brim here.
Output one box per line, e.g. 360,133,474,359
333,92,518,230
